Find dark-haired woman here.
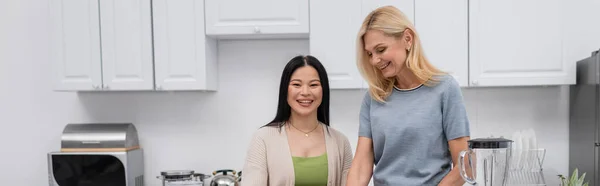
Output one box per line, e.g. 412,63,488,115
241,55,353,186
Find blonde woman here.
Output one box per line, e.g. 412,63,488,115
346,6,471,186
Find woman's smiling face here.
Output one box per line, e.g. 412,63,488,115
363,29,412,78
287,66,323,117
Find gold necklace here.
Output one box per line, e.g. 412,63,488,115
288,121,319,137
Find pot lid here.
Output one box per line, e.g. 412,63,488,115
161,170,194,176
468,137,513,149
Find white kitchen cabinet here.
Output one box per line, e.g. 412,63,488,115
152,0,218,90
468,0,573,86
51,0,102,91
309,0,363,89
310,0,415,89
361,0,414,22
413,0,600,87
415,0,469,87
99,0,154,90
204,0,309,39
51,0,154,91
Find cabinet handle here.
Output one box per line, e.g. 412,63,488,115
254,26,261,33
156,84,162,90
103,85,109,90
472,80,479,86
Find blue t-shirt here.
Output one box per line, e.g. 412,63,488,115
359,75,470,186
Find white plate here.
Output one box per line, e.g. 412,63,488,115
521,129,530,169
528,128,538,150
511,131,522,169
527,128,538,168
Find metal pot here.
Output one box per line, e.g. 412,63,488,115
157,170,212,186
210,169,241,186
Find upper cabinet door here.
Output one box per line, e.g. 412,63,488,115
153,0,218,91
99,0,154,90
469,0,573,86
309,0,364,89
415,0,469,87
311,0,415,89
50,0,102,91
204,0,309,39
362,0,414,22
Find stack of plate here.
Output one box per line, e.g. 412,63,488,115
508,128,546,185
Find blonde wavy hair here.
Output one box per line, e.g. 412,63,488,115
357,5,445,103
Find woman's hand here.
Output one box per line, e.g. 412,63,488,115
438,136,470,186
346,137,375,186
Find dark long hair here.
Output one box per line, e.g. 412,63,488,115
264,55,330,128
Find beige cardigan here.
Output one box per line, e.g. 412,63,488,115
241,124,353,186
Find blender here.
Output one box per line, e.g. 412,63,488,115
459,137,513,186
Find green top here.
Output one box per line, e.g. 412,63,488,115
292,153,329,186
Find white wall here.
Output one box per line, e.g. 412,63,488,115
0,0,569,185
0,0,89,185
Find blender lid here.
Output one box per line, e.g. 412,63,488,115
468,137,513,148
